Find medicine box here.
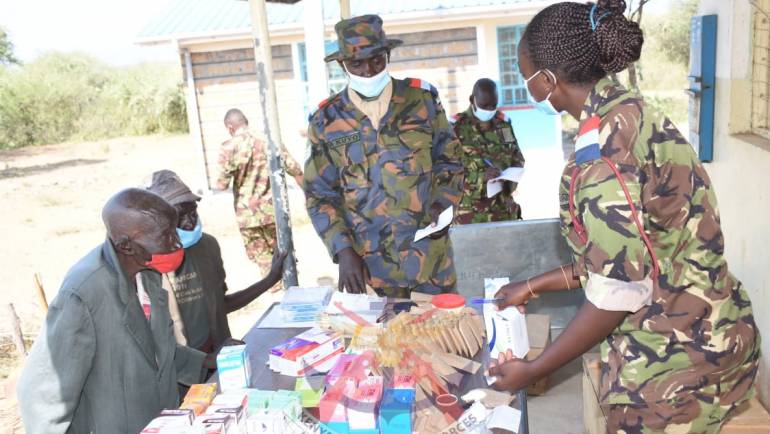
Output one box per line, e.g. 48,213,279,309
379,388,414,434
216,345,251,392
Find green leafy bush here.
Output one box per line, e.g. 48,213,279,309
0,52,188,149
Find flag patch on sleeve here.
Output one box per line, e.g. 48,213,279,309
575,115,602,164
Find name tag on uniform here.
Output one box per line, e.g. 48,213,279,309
330,132,361,149
498,127,515,144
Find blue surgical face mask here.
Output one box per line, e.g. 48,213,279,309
525,69,562,116
472,103,496,122
345,63,391,98
176,218,202,249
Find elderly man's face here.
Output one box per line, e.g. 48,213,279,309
341,52,387,78
133,208,181,258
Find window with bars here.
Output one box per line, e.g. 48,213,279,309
497,25,529,106
298,41,348,118
752,1,770,140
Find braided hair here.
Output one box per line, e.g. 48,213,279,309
522,0,644,84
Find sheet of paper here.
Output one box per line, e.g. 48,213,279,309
414,205,454,242
487,405,522,433
257,304,318,328
486,167,525,198
483,278,530,359
280,286,333,307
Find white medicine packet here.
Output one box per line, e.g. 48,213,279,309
483,278,530,359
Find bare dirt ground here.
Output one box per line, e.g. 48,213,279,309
0,133,564,433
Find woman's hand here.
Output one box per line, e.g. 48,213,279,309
487,349,538,391
495,280,536,313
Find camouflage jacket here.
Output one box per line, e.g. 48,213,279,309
560,78,759,408
216,127,302,229
451,107,524,223
304,78,464,295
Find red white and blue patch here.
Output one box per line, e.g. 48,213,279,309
575,115,602,164
407,78,438,98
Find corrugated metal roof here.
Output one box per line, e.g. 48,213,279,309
137,0,540,42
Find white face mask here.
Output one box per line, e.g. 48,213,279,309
345,63,391,98
472,103,496,122
524,69,563,116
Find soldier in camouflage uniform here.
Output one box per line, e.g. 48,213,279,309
217,108,303,276
491,2,759,433
304,15,464,298
451,78,525,223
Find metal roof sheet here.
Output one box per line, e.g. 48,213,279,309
137,0,540,42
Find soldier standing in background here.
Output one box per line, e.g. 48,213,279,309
303,15,464,298
216,108,302,276
451,78,525,223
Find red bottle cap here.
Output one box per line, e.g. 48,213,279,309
431,294,466,310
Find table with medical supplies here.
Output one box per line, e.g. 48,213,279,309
247,289,527,433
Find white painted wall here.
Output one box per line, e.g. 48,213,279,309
698,0,770,406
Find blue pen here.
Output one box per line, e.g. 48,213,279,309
470,297,504,304
483,158,496,168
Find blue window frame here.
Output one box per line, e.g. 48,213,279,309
497,25,528,106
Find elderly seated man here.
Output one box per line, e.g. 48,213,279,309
18,188,209,433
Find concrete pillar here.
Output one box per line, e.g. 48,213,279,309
339,0,351,19
303,0,330,106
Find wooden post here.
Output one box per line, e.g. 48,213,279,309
304,0,329,105
4,303,26,358
33,273,48,313
248,0,299,287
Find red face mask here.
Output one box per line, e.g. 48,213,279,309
144,248,184,273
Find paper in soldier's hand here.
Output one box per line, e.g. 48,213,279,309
486,167,525,198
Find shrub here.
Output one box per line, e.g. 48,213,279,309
0,52,188,149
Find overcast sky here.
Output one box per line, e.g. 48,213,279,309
1,0,178,65
0,0,676,66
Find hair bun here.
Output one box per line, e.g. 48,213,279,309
596,0,628,15
593,3,644,73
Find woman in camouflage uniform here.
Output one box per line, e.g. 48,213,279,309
490,1,760,433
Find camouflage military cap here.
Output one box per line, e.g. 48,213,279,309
144,169,200,206
324,14,403,62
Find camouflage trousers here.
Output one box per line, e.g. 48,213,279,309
607,391,753,434
239,223,276,277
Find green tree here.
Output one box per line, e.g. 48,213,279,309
649,0,699,66
0,26,18,65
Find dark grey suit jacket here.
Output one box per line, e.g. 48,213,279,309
17,239,206,433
